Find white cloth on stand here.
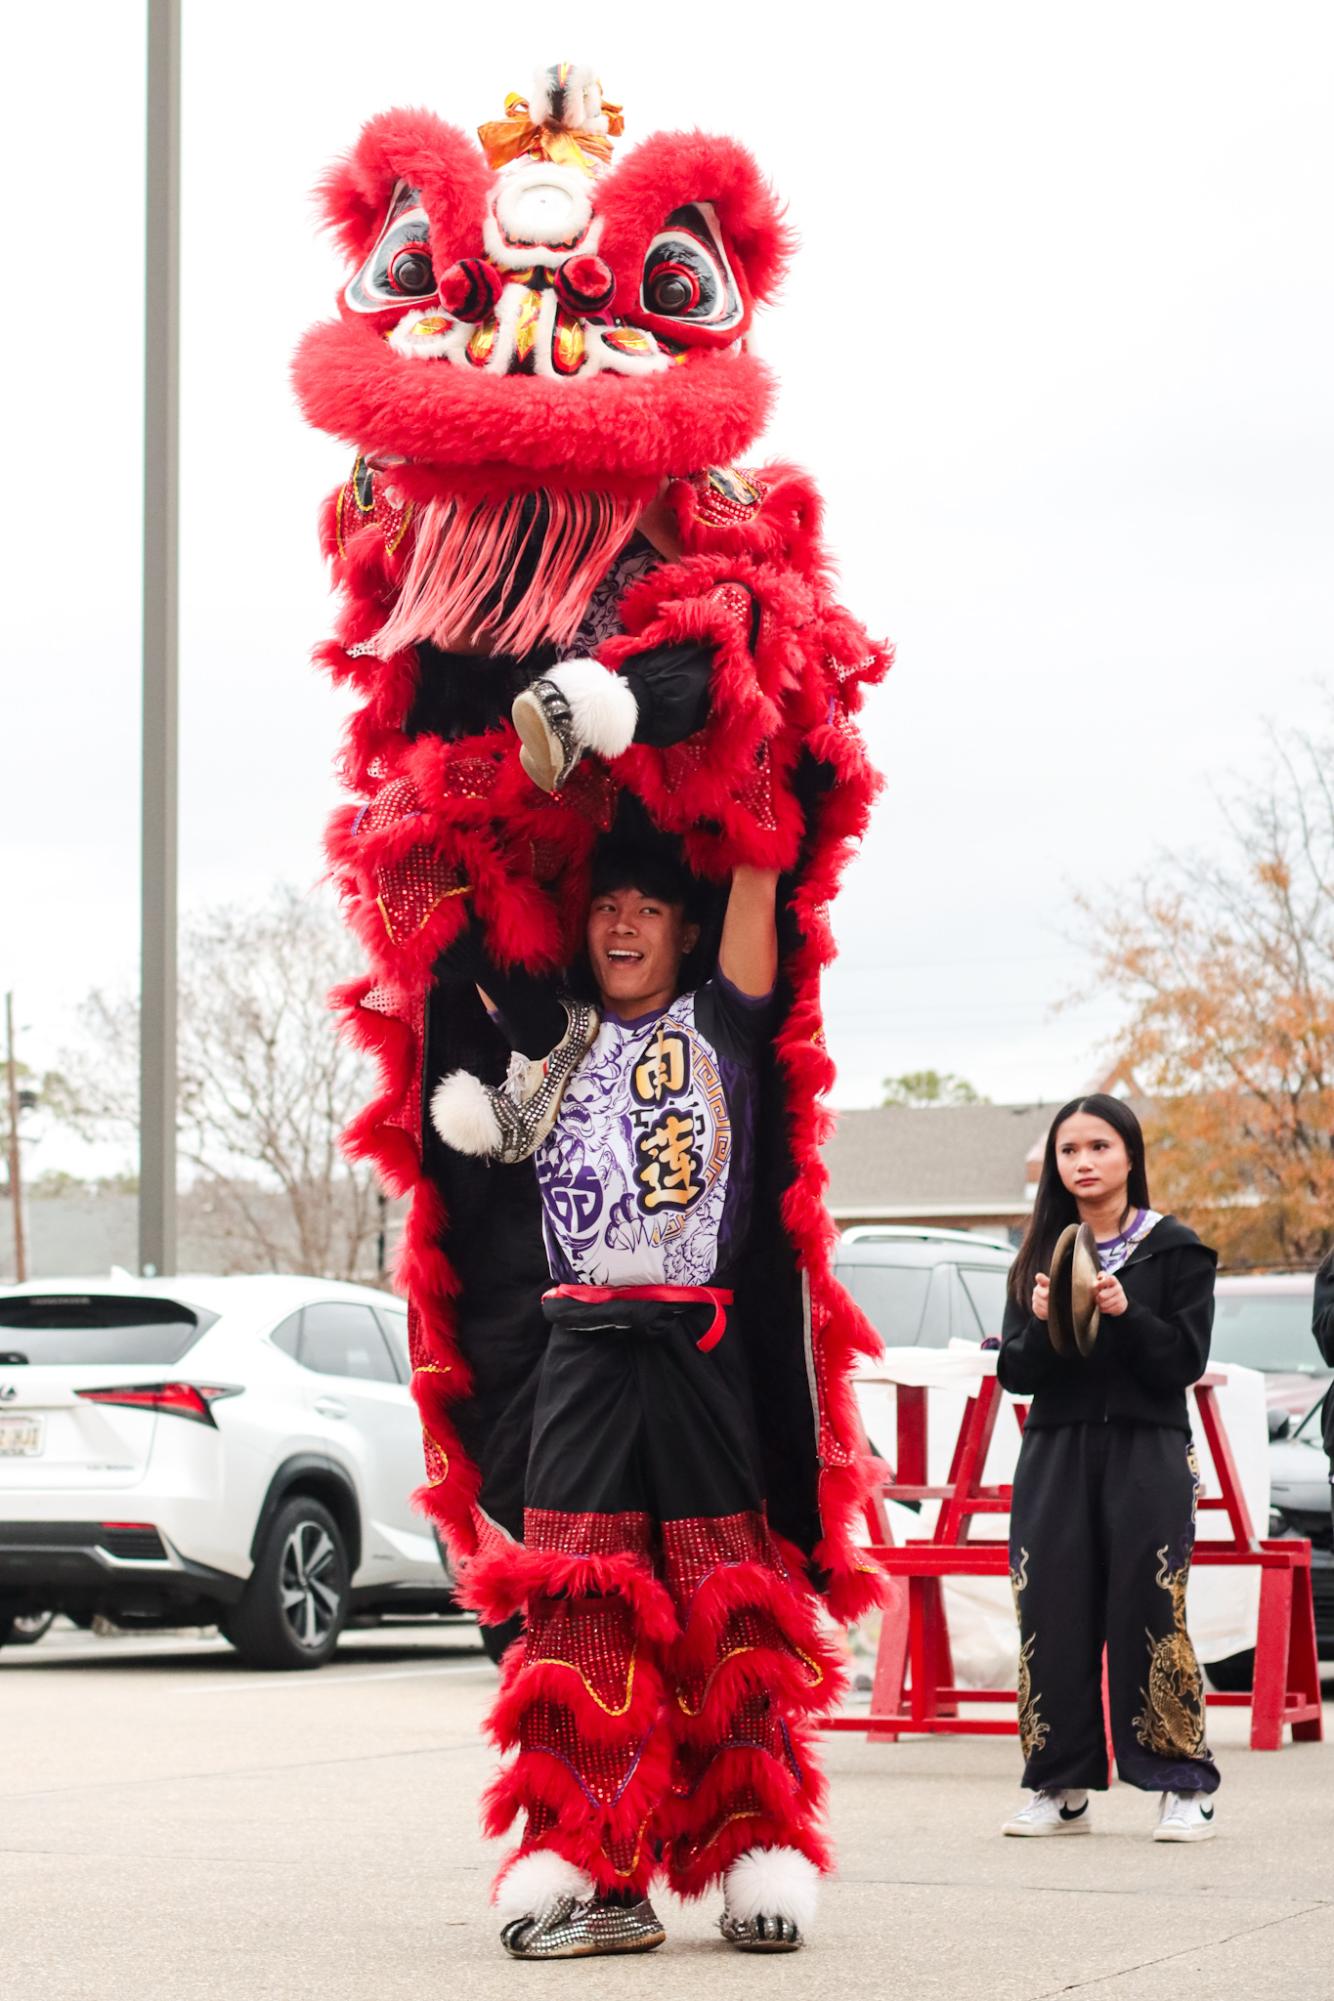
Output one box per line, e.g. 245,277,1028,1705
853,1345,1270,1683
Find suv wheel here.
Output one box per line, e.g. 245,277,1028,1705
8,1610,57,1646
224,1496,350,1671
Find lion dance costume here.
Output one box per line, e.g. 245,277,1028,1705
296,63,890,1956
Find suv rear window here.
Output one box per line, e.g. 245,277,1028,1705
837,1262,931,1344
959,1266,1011,1341
0,1295,216,1367
1211,1288,1320,1373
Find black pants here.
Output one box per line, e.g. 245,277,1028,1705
1008,1421,1220,1795
526,1298,764,1518
485,1298,836,1897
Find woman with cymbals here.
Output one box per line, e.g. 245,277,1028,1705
996,1094,1221,1840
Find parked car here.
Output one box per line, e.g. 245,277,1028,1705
1210,1272,1328,1419
1206,1389,1334,1690
834,1225,1014,1347
1267,1394,1333,1656
0,1274,497,1670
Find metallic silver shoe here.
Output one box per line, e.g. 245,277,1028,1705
502,1894,667,1959
719,1910,803,1952
429,997,599,1164
512,676,582,794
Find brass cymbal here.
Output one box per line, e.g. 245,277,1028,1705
1071,1221,1103,1358
1046,1222,1079,1355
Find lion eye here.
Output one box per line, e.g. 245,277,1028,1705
640,203,742,330
345,183,439,314
388,246,435,296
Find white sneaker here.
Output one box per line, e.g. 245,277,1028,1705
1153,1791,1216,1842
1000,1788,1091,1837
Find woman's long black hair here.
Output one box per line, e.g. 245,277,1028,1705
1008,1094,1152,1306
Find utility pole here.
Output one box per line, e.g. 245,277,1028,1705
139,0,181,1278
4,993,26,1285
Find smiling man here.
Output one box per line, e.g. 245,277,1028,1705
535,849,777,1294
431,848,835,1959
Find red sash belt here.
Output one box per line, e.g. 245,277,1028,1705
543,1283,733,1352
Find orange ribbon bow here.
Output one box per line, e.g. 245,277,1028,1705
478,90,624,176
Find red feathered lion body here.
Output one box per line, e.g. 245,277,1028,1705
297,70,889,1898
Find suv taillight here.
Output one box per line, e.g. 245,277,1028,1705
75,1383,242,1426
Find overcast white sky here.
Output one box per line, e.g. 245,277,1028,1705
2,1,1331,1178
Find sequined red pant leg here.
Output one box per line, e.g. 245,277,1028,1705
659,1510,843,1896
480,1509,678,1896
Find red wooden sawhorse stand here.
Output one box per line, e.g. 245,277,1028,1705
822,1367,1323,1753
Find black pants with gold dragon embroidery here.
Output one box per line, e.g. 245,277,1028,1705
1008,1420,1221,1794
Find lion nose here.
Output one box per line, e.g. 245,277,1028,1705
553,254,616,315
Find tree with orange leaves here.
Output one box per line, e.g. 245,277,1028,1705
1083,720,1334,1268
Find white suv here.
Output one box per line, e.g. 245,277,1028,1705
0,1273,477,1669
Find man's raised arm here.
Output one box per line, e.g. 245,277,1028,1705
718,866,779,1000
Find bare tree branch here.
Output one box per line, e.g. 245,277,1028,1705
49,884,392,1281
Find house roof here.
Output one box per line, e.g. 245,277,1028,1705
822,1102,1063,1215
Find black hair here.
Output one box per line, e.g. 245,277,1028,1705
588,844,704,921
1008,1094,1152,1307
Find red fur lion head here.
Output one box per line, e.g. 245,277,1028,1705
294,66,793,506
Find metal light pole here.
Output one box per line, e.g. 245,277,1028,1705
139,0,181,1278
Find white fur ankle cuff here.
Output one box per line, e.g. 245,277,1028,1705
430,1072,502,1156
723,1846,821,1929
547,657,638,759
495,1849,594,1924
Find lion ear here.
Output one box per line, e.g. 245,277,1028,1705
595,130,796,322
317,108,491,270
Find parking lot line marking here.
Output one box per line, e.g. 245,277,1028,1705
173,1660,493,1694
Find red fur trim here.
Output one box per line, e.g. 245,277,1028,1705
458,1544,680,1644
483,1723,676,1896
662,1727,832,1897
316,107,490,277
596,131,794,323
294,314,776,486
673,1645,843,1740
485,1651,666,1756
667,463,829,575
670,1813,831,1900
671,1561,847,1726
668,1724,829,1830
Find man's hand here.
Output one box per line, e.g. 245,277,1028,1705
718,866,779,999
1032,1274,1050,1322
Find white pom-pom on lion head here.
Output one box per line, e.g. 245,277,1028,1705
529,63,607,137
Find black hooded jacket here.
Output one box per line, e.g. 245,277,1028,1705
1312,1249,1334,1461
997,1215,1217,1434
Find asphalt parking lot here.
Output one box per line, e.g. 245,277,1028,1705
3,1623,1334,2001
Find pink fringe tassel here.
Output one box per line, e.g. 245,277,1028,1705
373,488,642,657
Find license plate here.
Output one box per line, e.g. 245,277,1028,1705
0,1414,44,1457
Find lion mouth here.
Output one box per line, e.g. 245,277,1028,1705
387,281,692,382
